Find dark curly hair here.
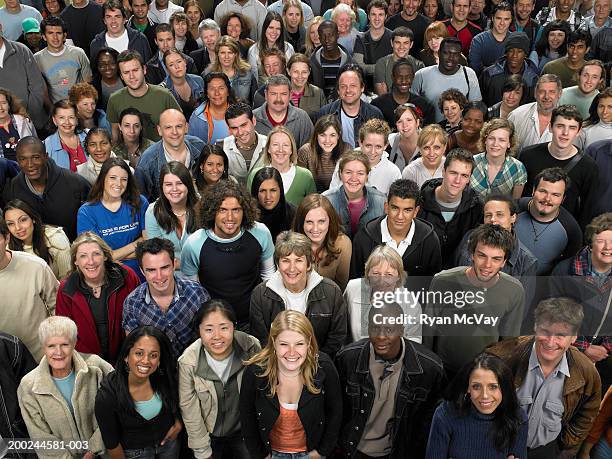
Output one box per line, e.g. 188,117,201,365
199,180,260,230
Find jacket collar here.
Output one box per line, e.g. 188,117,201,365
31,351,89,395
265,270,324,305
355,338,426,377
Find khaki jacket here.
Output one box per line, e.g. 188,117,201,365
17,352,113,457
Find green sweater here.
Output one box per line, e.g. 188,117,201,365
247,165,316,207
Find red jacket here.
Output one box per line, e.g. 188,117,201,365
56,264,140,363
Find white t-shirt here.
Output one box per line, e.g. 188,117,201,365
106,29,129,53
286,289,308,314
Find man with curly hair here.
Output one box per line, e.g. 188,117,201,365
181,180,275,330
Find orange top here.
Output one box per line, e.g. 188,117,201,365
269,404,308,453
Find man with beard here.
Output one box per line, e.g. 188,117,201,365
559,59,605,118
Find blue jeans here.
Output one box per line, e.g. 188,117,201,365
271,452,310,459
591,438,612,459
124,439,180,459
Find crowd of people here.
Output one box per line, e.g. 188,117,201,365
0,0,611,457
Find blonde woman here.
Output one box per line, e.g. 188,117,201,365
283,0,307,52
240,310,342,459
402,124,447,187
207,35,257,104
304,16,323,56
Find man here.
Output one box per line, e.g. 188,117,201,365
310,20,354,98
189,19,219,75
559,59,605,118
128,0,158,54
146,23,197,84
253,74,313,148
374,26,424,96
586,139,612,213
536,0,583,31
90,1,151,61
181,180,275,330
417,148,483,261
335,302,445,458
580,0,612,37
0,23,47,130
488,297,601,458
18,17,45,55
267,0,314,26
385,0,431,57
214,0,267,41
469,1,515,75
514,167,583,275
220,102,267,186
587,27,612,88
542,29,591,88
479,32,539,106
106,50,181,143
487,74,526,119
135,108,205,201
0,214,58,361
2,137,90,241
0,0,42,41
412,37,481,123
508,74,562,152
123,238,210,359
252,49,289,109
426,223,525,377
354,0,393,92
510,0,540,51
351,178,442,282
371,59,436,128
34,16,92,104
442,0,482,56
60,0,105,54
467,0,487,30
551,213,612,393
147,0,183,26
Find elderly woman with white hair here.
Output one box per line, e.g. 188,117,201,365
17,316,113,458
344,245,422,343
330,3,359,54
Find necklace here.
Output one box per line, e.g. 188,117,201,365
529,217,553,242
172,209,187,218
238,136,258,151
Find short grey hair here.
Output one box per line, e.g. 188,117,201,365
364,245,407,288
38,316,78,347
534,297,584,335
536,73,562,92
266,74,291,90
199,18,220,35
331,2,356,21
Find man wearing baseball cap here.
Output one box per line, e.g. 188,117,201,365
479,32,540,106
18,17,44,54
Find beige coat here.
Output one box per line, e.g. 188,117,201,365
178,332,260,458
17,351,114,458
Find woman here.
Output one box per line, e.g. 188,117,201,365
323,0,367,32
207,36,257,104
288,53,327,122
183,0,204,46
304,16,323,57
4,199,71,280
292,193,351,291
419,21,467,67
91,48,124,111
43,0,66,17
402,124,447,187
344,245,421,341
0,87,36,161
44,100,88,172
577,88,612,150
388,103,421,171
189,72,237,144
18,316,113,457
297,115,348,192
68,82,112,134
426,353,528,459
470,118,527,200
78,128,118,185
251,167,297,242
388,0,401,16
446,101,488,155
487,74,525,120
248,12,295,82
95,326,182,459
438,88,468,133
179,299,261,458
322,150,386,238
330,3,359,54
191,145,231,195
220,12,255,60
532,20,570,72
161,48,205,121
240,309,342,459
77,158,148,278
113,108,154,168
420,0,445,21
145,161,199,268
283,0,307,52
247,126,316,207
170,12,199,55
56,232,140,361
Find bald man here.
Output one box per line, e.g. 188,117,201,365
135,109,206,201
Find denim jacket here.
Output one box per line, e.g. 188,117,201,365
43,131,88,170
229,71,257,104
163,73,205,105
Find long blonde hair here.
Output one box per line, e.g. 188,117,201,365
244,310,320,397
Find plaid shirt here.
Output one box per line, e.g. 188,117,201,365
123,276,210,358
470,153,528,200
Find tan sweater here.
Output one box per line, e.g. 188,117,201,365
0,251,58,360
314,233,352,291
23,225,72,281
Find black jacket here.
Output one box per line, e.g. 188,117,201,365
350,216,442,285
145,51,199,85
189,47,212,75
417,178,483,265
127,16,159,55
239,352,343,459
90,26,152,64
2,159,90,241
335,338,445,458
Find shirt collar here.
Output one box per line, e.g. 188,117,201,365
380,216,416,246
528,342,570,378
144,276,180,305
